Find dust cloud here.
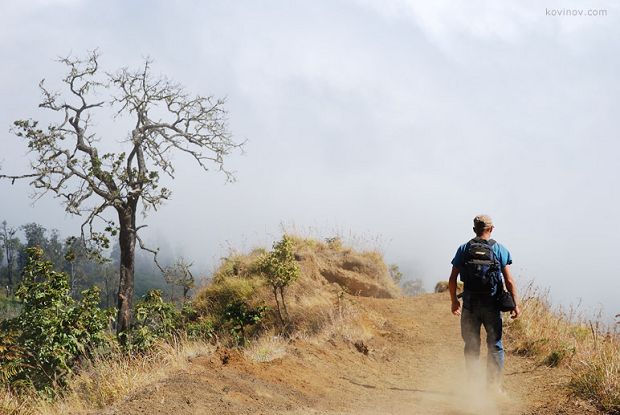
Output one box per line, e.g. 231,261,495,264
345,361,522,415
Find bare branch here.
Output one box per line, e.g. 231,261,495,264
0,172,41,185
135,230,165,273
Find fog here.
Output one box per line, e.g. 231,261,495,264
1,0,618,319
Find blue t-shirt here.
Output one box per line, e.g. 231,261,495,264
451,240,513,278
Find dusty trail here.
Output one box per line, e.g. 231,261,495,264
101,294,600,415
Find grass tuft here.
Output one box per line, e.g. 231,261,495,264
506,283,619,412
569,334,620,412
2,339,215,415
244,335,288,362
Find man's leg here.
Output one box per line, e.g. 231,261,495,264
482,306,504,386
461,307,482,377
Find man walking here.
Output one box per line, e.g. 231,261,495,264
448,214,520,391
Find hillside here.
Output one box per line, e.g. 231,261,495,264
3,237,612,415
98,292,601,415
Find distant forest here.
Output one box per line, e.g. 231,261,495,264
0,220,189,307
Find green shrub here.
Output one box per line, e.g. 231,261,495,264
223,300,268,346
180,301,215,340
128,290,180,352
257,235,300,330
193,276,268,344
544,345,574,367
194,276,263,318
128,292,218,351
0,247,112,393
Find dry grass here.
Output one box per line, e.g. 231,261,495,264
244,335,288,362
569,339,620,413
2,235,394,414
0,388,26,415
0,339,215,415
193,234,398,339
506,283,619,413
241,284,371,363
506,285,580,365
293,294,373,349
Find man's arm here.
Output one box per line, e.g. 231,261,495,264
502,264,521,319
448,266,461,316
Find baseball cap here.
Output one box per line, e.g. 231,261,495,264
473,214,493,230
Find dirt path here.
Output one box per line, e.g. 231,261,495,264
100,294,601,415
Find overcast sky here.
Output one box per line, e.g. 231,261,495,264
1,0,618,319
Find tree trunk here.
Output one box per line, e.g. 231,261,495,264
279,287,289,319
273,287,285,329
116,206,137,339
103,267,110,307
6,261,13,290
69,262,75,297
5,245,13,289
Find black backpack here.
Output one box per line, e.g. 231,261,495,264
461,238,501,295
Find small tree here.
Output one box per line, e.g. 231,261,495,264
258,235,300,329
1,51,241,337
401,278,425,296
163,258,195,302
389,264,403,284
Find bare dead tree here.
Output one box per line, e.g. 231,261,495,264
163,257,195,302
0,51,241,338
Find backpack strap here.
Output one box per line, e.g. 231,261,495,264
487,239,501,274
471,237,496,246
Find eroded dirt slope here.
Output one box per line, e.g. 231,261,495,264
99,293,601,415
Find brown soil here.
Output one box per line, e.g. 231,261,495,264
98,293,602,415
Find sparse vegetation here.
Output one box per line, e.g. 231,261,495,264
244,335,288,362
1,339,216,415
0,235,391,413
389,264,403,284
388,264,425,296
162,258,196,302
401,278,425,296
505,283,619,413
257,235,301,330
3,237,616,415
